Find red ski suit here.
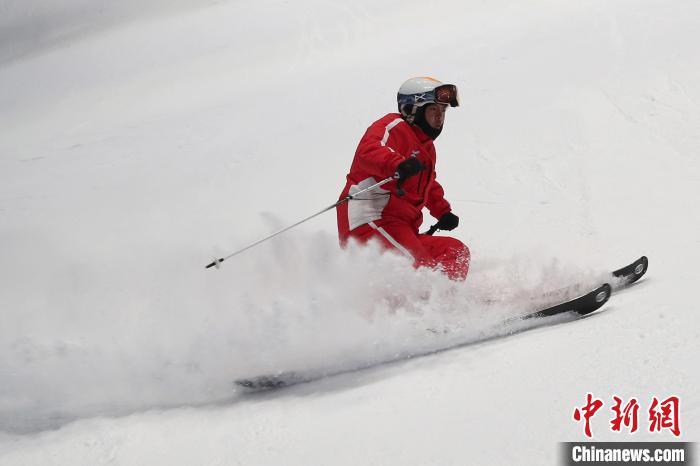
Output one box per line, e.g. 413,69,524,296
337,113,470,280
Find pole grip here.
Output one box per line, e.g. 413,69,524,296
423,224,439,235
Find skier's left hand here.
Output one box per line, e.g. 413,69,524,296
436,212,459,231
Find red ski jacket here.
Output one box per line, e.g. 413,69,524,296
337,113,452,240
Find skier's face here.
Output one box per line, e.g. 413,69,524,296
424,104,447,129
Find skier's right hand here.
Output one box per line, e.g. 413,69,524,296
394,158,423,181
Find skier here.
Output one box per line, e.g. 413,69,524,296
337,77,470,281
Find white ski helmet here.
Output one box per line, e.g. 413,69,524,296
397,77,460,122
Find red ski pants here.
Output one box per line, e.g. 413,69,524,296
345,220,470,281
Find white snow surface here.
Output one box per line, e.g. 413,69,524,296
1,0,699,464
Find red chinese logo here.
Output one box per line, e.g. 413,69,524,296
573,393,604,438
610,396,640,433
573,394,681,438
649,396,681,437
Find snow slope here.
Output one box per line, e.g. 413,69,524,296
1,0,699,464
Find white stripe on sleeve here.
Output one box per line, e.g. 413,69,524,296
380,118,404,147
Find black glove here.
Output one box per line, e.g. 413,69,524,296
394,158,423,181
435,212,459,231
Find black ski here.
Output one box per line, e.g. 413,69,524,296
517,256,648,321
519,283,611,320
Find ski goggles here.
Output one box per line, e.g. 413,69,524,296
401,84,460,108
433,84,460,107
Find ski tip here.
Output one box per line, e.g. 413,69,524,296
634,256,649,280
596,283,612,304
575,283,612,316
612,256,649,285
627,256,649,285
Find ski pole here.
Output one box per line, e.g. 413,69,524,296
205,176,395,269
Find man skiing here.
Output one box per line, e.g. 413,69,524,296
337,77,470,281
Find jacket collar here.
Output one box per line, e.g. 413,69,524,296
410,122,434,143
